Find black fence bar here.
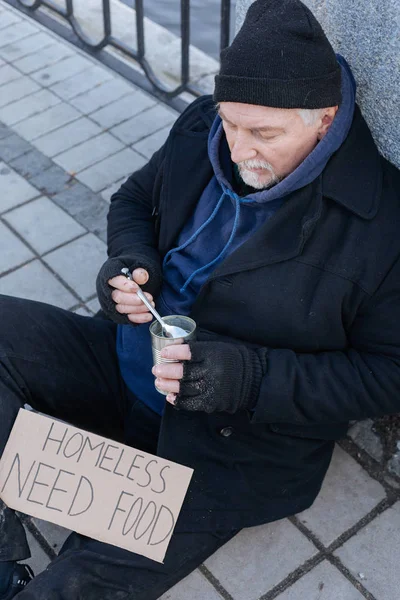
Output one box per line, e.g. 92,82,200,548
65,0,73,19
180,0,190,86
17,0,42,11
102,0,112,38
4,0,233,109
220,0,231,54
135,0,145,60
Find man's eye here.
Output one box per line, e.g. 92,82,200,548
259,133,277,141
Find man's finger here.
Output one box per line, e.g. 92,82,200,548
155,378,180,394
116,303,152,315
152,362,184,380
132,268,149,286
112,290,154,306
166,393,177,405
108,275,138,292
161,344,192,361
127,312,153,324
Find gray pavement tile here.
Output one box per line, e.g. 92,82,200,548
53,132,124,174
0,131,33,161
86,296,101,315
133,125,171,159
159,570,223,600
298,446,386,546
0,220,34,274
13,102,81,141
335,502,400,600
274,561,365,600
388,453,400,478
204,520,317,600
111,103,177,145
96,227,107,243
52,183,109,237
33,117,103,158
74,306,92,316
30,54,93,87
0,76,40,108
348,419,384,463
100,177,126,203
50,64,113,101
0,9,21,30
0,21,38,49
13,42,73,75
4,196,85,254
43,234,107,300
0,259,76,308
0,88,61,126
0,162,39,211
89,91,156,129
77,147,146,192
0,63,20,85
32,518,71,555
9,149,53,179
69,78,135,114
29,165,75,196
24,527,51,576
0,120,12,139
0,31,54,62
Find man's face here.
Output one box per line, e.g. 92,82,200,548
219,102,335,190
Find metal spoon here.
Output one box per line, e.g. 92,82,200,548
120,268,188,338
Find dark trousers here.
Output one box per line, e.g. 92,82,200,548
0,295,237,599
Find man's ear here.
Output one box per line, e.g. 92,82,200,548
317,106,339,140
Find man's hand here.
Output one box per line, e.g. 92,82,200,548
152,341,265,414
152,344,191,402
108,268,155,324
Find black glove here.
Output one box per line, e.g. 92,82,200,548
96,254,162,324
174,341,267,414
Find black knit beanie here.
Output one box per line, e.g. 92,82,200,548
214,0,342,109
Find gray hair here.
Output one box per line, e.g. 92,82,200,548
216,102,325,127
297,108,325,126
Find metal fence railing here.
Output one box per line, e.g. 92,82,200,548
4,0,232,112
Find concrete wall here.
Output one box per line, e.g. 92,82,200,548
235,0,400,169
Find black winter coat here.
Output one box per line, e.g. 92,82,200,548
107,96,400,531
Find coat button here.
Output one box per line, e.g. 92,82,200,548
220,427,234,438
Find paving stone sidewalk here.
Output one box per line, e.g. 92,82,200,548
1,2,400,599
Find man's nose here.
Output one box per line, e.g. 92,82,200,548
229,131,257,164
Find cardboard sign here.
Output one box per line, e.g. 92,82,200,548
0,409,193,563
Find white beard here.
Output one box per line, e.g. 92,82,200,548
238,159,281,190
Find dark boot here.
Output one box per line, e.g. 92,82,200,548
0,564,33,599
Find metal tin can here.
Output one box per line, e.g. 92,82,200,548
149,315,197,395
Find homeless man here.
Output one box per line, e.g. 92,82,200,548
1,0,400,598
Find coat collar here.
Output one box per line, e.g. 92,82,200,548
210,179,323,279
161,99,383,277
322,106,382,220
177,97,383,221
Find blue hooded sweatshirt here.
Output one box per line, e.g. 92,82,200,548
117,56,356,416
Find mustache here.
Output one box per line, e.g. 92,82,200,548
238,159,275,171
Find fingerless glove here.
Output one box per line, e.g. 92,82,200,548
96,254,162,324
175,341,267,414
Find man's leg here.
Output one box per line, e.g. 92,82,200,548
0,295,129,562
17,527,239,600
5,387,238,599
